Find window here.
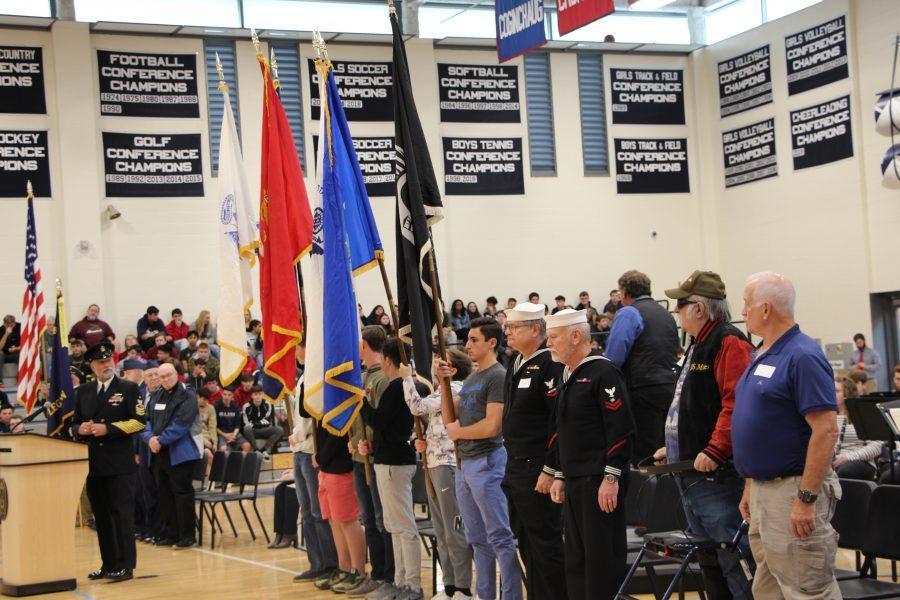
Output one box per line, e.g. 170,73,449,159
552,12,690,44
765,0,821,22
418,5,497,39
524,52,556,176
74,0,240,26
242,0,390,34
576,53,608,176
3,0,51,17
204,39,241,176
706,0,763,45
271,44,306,170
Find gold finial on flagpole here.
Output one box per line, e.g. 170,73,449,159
387,0,396,16
55,278,62,293
270,48,280,84
215,52,228,92
251,28,263,59
26,180,33,198
312,29,329,61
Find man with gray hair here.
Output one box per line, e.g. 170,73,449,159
733,272,841,600
656,271,755,599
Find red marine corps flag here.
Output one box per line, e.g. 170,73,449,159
255,33,313,400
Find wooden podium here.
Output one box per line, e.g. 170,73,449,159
0,433,88,596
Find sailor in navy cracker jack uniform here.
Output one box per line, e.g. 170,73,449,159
71,341,146,582
500,302,567,600
546,309,634,600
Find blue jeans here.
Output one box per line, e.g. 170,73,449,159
293,452,338,572
353,461,394,582
457,446,522,600
677,472,754,600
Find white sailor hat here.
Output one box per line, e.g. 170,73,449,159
545,308,587,330
506,302,546,322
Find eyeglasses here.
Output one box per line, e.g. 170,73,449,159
503,324,528,334
676,299,698,310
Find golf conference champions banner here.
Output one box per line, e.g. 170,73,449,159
789,95,853,171
614,138,689,194
97,50,200,118
610,68,685,125
438,64,520,123
784,15,848,96
717,45,773,118
722,118,777,188
308,60,392,121
495,0,547,64
102,132,204,197
443,137,524,195
313,134,396,198
0,46,46,114
0,131,50,197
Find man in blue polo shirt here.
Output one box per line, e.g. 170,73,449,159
732,272,841,600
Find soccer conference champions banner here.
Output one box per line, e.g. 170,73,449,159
717,45,773,118
784,15,848,96
308,59,393,121
438,64,520,123
610,68,685,125
495,0,547,63
97,50,200,117
0,131,51,197
0,46,46,114
102,132,204,197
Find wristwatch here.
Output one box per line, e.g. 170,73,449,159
605,474,619,484
797,489,818,504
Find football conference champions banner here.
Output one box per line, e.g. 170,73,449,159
102,132,204,197
0,131,50,197
443,137,524,195
789,95,853,171
556,0,613,37
438,64,521,123
97,50,200,118
722,118,777,188
785,15,848,96
614,138,689,194
717,45,773,118
0,46,46,114
610,68,685,125
495,0,547,63
313,135,396,197
308,60,393,121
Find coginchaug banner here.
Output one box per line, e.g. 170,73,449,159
614,138,689,194
718,45,773,118
495,0,547,64
556,0,614,37
0,46,46,114
438,64,520,123
314,134,396,198
0,131,50,197
722,118,777,188
97,50,199,118
610,68,685,125
308,60,392,121
785,15,848,96
790,95,853,171
102,132,204,197
443,137,524,196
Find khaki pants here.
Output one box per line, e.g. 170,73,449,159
748,472,842,600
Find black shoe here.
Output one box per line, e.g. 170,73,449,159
173,538,195,550
294,568,329,582
87,569,106,580
140,534,155,543
154,538,176,546
106,569,133,582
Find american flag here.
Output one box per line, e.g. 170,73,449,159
18,184,46,413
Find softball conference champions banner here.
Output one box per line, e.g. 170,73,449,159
97,50,199,118
555,0,613,37
0,131,50,197
438,64,520,123
717,45,773,118
443,137,524,195
789,95,853,171
0,46,46,114
308,60,392,121
722,118,777,188
785,15,848,96
102,132,204,197
614,138,689,194
495,0,547,63
314,135,396,197
610,68,685,125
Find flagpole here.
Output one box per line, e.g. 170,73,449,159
426,246,459,471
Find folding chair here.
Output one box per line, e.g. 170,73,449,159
839,485,900,600
197,451,244,547
236,451,270,544
832,478,877,580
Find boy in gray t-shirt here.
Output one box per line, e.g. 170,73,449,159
457,362,506,459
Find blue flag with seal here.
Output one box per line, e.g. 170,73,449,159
495,0,547,63
319,66,366,435
46,288,76,438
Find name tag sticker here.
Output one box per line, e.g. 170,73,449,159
754,364,776,378
517,378,531,389
154,404,167,411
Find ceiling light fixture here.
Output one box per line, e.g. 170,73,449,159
628,0,677,10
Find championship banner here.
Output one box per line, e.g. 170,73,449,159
0,131,50,197
308,59,392,121
790,95,853,171
495,0,547,64
438,64,520,123
442,137,524,195
556,0,613,37
610,68,685,125
102,132,204,197
722,118,777,188
97,50,199,118
717,45,772,118
0,46,46,114
313,134,396,198
785,15,848,96
614,138,689,194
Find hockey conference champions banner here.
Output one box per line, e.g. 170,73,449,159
97,50,200,117
0,131,51,197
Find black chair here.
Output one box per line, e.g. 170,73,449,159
197,451,246,547
236,451,270,544
833,478,877,580
839,485,900,600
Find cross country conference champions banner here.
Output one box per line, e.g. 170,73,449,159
0,46,46,114
614,138,690,194
443,137,524,196
97,50,200,118
0,130,50,197
717,45,773,118
308,59,393,121
610,68,685,125
722,118,777,188
102,132,204,197
784,15,848,96
438,63,520,123
789,95,853,171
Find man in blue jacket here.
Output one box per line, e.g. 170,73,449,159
141,362,202,548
